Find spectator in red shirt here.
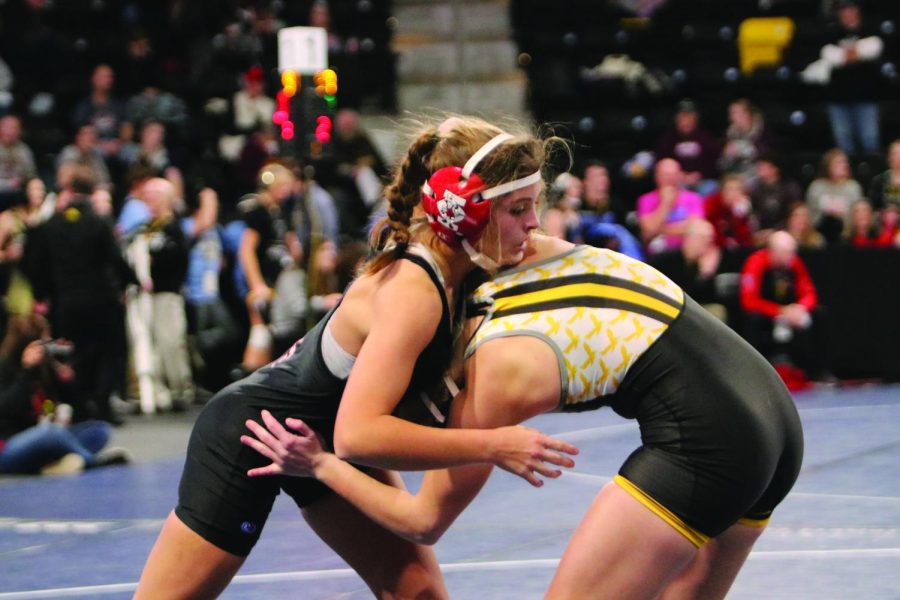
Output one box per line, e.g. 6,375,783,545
704,174,756,249
877,204,900,247
844,199,900,247
740,231,833,381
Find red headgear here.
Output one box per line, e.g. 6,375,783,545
422,133,541,247
422,167,490,247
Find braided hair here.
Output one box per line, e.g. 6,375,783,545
367,128,440,273
367,116,563,273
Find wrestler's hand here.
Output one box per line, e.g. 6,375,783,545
488,426,578,487
241,409,327,478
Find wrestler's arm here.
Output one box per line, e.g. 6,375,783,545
340,339,562,541
243,336,565,544
332,262,573,474
238,226,269,301
310,398,496,546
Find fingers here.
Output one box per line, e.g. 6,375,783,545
515,460,564,487
258,411,315,444
247,464,282,478
245,418,281,451
543,436,579,456
518,467,544,488
284,417,313,437
531,462,563,480
260,410,290,440
540,450,576,469
520,434,578,486
240,434,281,467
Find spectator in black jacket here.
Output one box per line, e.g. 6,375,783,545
822,0,884,156
655,100,720,197
22,166,135,424
748,154,803,244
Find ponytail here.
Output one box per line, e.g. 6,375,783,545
367,129,439,272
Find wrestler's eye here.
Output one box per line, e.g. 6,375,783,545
508,201,532,216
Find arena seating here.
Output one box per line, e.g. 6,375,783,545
510,0,900,182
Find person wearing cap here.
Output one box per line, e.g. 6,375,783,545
820,0,884,156
217,65,276,164
135,116,577,599
748,153,804,244
655,99,721,197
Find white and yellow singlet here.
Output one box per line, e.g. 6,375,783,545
466,245,685,410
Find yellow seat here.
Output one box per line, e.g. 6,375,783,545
738,17,795,75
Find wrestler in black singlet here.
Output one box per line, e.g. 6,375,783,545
176,250,456,556
467,245,803,546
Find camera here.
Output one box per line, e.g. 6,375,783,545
42,341,74,359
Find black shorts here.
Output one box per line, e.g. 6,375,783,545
612,297,804,542
174,385,365,557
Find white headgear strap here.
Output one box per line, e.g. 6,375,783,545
461,239,500,273
481,171,543,199
460,133,542,200
461,133,514,179
429,131,542,272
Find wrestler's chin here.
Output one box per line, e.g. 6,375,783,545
500,243,528,266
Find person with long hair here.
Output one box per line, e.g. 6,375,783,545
718,98,775,179
784,202,826,249
134,116,577,599
0,177,48,320
844,198,899,248
245,228,804,599
0,314,129,475
805,148,863,244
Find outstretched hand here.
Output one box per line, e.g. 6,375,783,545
241,410,326,478
489,425,579,487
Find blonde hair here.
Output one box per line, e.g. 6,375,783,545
367,115,561,273
259,162,294,187
820,148,849,180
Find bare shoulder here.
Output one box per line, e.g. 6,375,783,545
337,258,444,349
520,234,576,265
467,334,560,416
374,258,444,311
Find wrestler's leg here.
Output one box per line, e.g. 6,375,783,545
658,521,765,600
242,298,271,370
135,511,245,600
302,469,449,600
544,482,697,600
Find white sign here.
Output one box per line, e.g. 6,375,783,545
278,26,328,74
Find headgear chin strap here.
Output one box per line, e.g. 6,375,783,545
461,238,500,273
422,133,542,254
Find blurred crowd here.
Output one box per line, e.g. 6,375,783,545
0,0,391,475
541,94,900,386
2,0,897,476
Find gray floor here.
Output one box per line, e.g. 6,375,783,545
1,384,899,599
